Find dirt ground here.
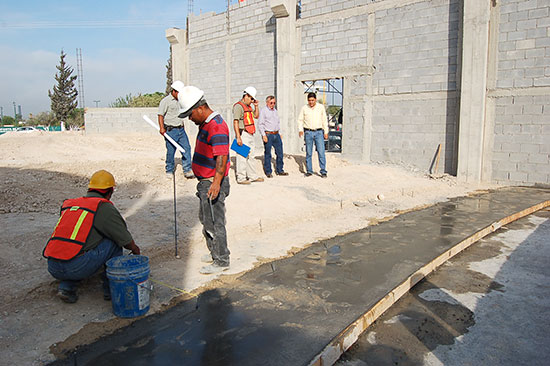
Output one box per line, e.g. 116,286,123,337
0,130,497,365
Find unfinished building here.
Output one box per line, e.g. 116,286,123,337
164,0,549,185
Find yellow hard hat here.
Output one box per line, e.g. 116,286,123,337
88,170,116,189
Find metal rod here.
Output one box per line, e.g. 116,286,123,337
173,172,179,258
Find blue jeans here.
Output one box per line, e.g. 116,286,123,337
47,238,123,294
165,127,192,173
263,133,284,175
304,129,327,175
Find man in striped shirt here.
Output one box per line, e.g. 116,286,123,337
179,86,231,275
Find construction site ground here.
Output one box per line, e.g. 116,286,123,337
1,131,497,365
337,208,550,366
45,187,550,365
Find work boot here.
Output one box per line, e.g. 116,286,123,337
57,289,78,304
237,179,251,185
276,171,289,176
199,263,229,275
184,171,195,179
166,171,174,179
200,254,213,263
251,177,264,183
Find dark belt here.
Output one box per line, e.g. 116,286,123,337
165,125,184,131
304,128,323,132
265,131,279,135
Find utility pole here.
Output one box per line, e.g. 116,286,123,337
93,100,100,107
76,48,85,109
13,102,17,125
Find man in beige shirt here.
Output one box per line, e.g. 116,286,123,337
298,92,328,177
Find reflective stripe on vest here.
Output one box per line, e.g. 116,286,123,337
236,101,256,134
43,197,111,260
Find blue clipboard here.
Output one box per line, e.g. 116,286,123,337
231,139,251,157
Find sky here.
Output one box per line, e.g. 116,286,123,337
0,0,231,118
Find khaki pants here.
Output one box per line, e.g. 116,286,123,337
236,132,259,182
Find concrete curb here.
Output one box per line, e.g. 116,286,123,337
308,199,550,366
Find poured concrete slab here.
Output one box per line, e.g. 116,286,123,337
49,187,550,366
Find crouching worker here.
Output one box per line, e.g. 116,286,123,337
43,170,141,303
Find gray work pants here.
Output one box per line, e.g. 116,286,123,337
196,177,230,266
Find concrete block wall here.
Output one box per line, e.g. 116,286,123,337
371,96,457,170
188,41,228,108
184,0,276,151
300,15,368,74
188,12,227,44
84,108,159,134
497,0,550,88
230,32,276,103
228,0,276,34
492,95,550,184
491,0,550,185
167,0,549,184
343,75,368,158
373,0,459,94
371,0,460,173
301,0,379,18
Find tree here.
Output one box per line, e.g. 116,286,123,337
109,92,164,108
48,50,78,123
65,108,85,129
109,94,132,108
27,111,56,127
1,116,16,126
165,46,173,95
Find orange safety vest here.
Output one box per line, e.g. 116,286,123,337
43,197,111,260
235,101,256,134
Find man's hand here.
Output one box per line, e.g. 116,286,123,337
299,131,304,138
124,241,141,255
207,182,221,200
237,136,243,146
262,135,268,143
158,115,166,135
324,133,328,139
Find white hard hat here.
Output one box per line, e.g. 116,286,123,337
243,86,257,100
178,86,205,118
171,80,185,92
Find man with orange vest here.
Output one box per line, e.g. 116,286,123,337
44,170,141,303
233,86,264,184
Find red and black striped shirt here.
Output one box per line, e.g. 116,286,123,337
192,113,231,179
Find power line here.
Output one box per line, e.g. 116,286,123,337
1,20,185,29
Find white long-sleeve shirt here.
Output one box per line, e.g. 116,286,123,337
297,103,328,134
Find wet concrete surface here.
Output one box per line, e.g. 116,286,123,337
336,209,550,366
49,187,550,366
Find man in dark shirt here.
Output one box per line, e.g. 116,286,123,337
45,170,140,303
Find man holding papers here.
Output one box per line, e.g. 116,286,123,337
232,86,264,185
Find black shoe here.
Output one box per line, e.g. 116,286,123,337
305,172,312,177
103,292,112,301
57,289,78,303
266,174,273,178
321,173,327,178
276,171,289,176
